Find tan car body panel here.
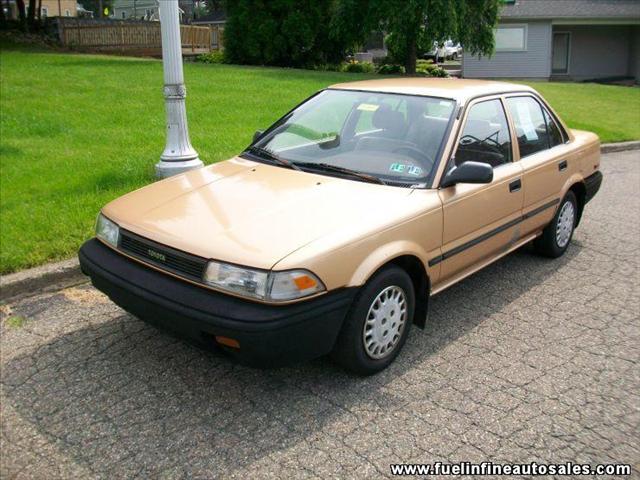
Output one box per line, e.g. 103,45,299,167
101,79,600,303
103,157,417,271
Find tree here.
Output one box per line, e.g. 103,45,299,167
224,0,349,67
193,4,208,19
77,0,114,18
206,0,224,14
15,0,27,29
14,0,40,30
332,0,501,74
26,0,36,25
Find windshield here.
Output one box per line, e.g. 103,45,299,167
246,89,456,186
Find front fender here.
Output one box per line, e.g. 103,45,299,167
347,240,432,287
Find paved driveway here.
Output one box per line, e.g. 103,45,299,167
1,151,638,479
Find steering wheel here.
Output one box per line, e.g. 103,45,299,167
459,133,501,150
392,145,433,165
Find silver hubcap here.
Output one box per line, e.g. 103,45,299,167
556,201,575,248
363,286,407,360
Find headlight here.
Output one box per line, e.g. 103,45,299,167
203,261,269,300
95,213,120,248
203,261,325,302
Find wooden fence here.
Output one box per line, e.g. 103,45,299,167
57,18,222,56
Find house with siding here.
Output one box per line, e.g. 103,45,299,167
4,0,78,18
111,0,193,21
462,0,640,83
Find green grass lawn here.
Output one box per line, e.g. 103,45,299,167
1,46,639,273
515,81,640,143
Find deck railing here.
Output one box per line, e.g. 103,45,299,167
56,18,221,55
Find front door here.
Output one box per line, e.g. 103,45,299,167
552,32,570,75
437,97,524,285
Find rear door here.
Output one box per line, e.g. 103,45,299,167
504,95,573,235
437,97,524,284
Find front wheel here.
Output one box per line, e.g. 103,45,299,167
331,266,415,375
534,191,577,258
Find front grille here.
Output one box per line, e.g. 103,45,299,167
119,230,207,281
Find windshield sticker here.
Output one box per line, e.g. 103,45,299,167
357,103,380,112
390,163,423,175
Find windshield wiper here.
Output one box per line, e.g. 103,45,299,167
296,162,387,186
246,149,385,185
247,146,302,171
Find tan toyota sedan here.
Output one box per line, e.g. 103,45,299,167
79,78,602,374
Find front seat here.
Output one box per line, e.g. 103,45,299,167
355,104,408,152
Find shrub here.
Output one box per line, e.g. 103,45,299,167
416,58,434,67
196,51,226,64
416,64,448,78
377,64,404,75
341,61,375,73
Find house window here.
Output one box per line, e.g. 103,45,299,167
41,6,48,17
121,11,126,19
495,24,527,51
65,9,71,16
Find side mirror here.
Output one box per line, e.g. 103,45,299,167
253,130,264,143
441,161,493,188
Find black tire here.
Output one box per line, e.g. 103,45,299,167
331,266,415,375
534,191,578,258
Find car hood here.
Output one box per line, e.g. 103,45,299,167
103,157,415,270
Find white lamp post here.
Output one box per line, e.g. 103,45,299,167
155,0,203,178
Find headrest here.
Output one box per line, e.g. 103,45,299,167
372,104,406,137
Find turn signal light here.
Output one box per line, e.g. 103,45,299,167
215,336,240,349
293,274,317,290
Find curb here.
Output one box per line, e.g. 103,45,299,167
601,140,640,153
1,258,86,302
1,140,638,302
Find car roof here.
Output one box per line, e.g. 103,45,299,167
329,78,536,102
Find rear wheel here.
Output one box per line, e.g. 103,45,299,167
331,266,414,375
534,191,577,258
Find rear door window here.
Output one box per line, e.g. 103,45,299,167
506,96,554,157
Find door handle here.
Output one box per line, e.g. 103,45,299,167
509,179,522,193
559,160,568,171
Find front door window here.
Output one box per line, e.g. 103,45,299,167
455,99,512,168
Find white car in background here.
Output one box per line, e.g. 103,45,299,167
425,40,462,61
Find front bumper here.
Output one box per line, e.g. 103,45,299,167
79,239,357,367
